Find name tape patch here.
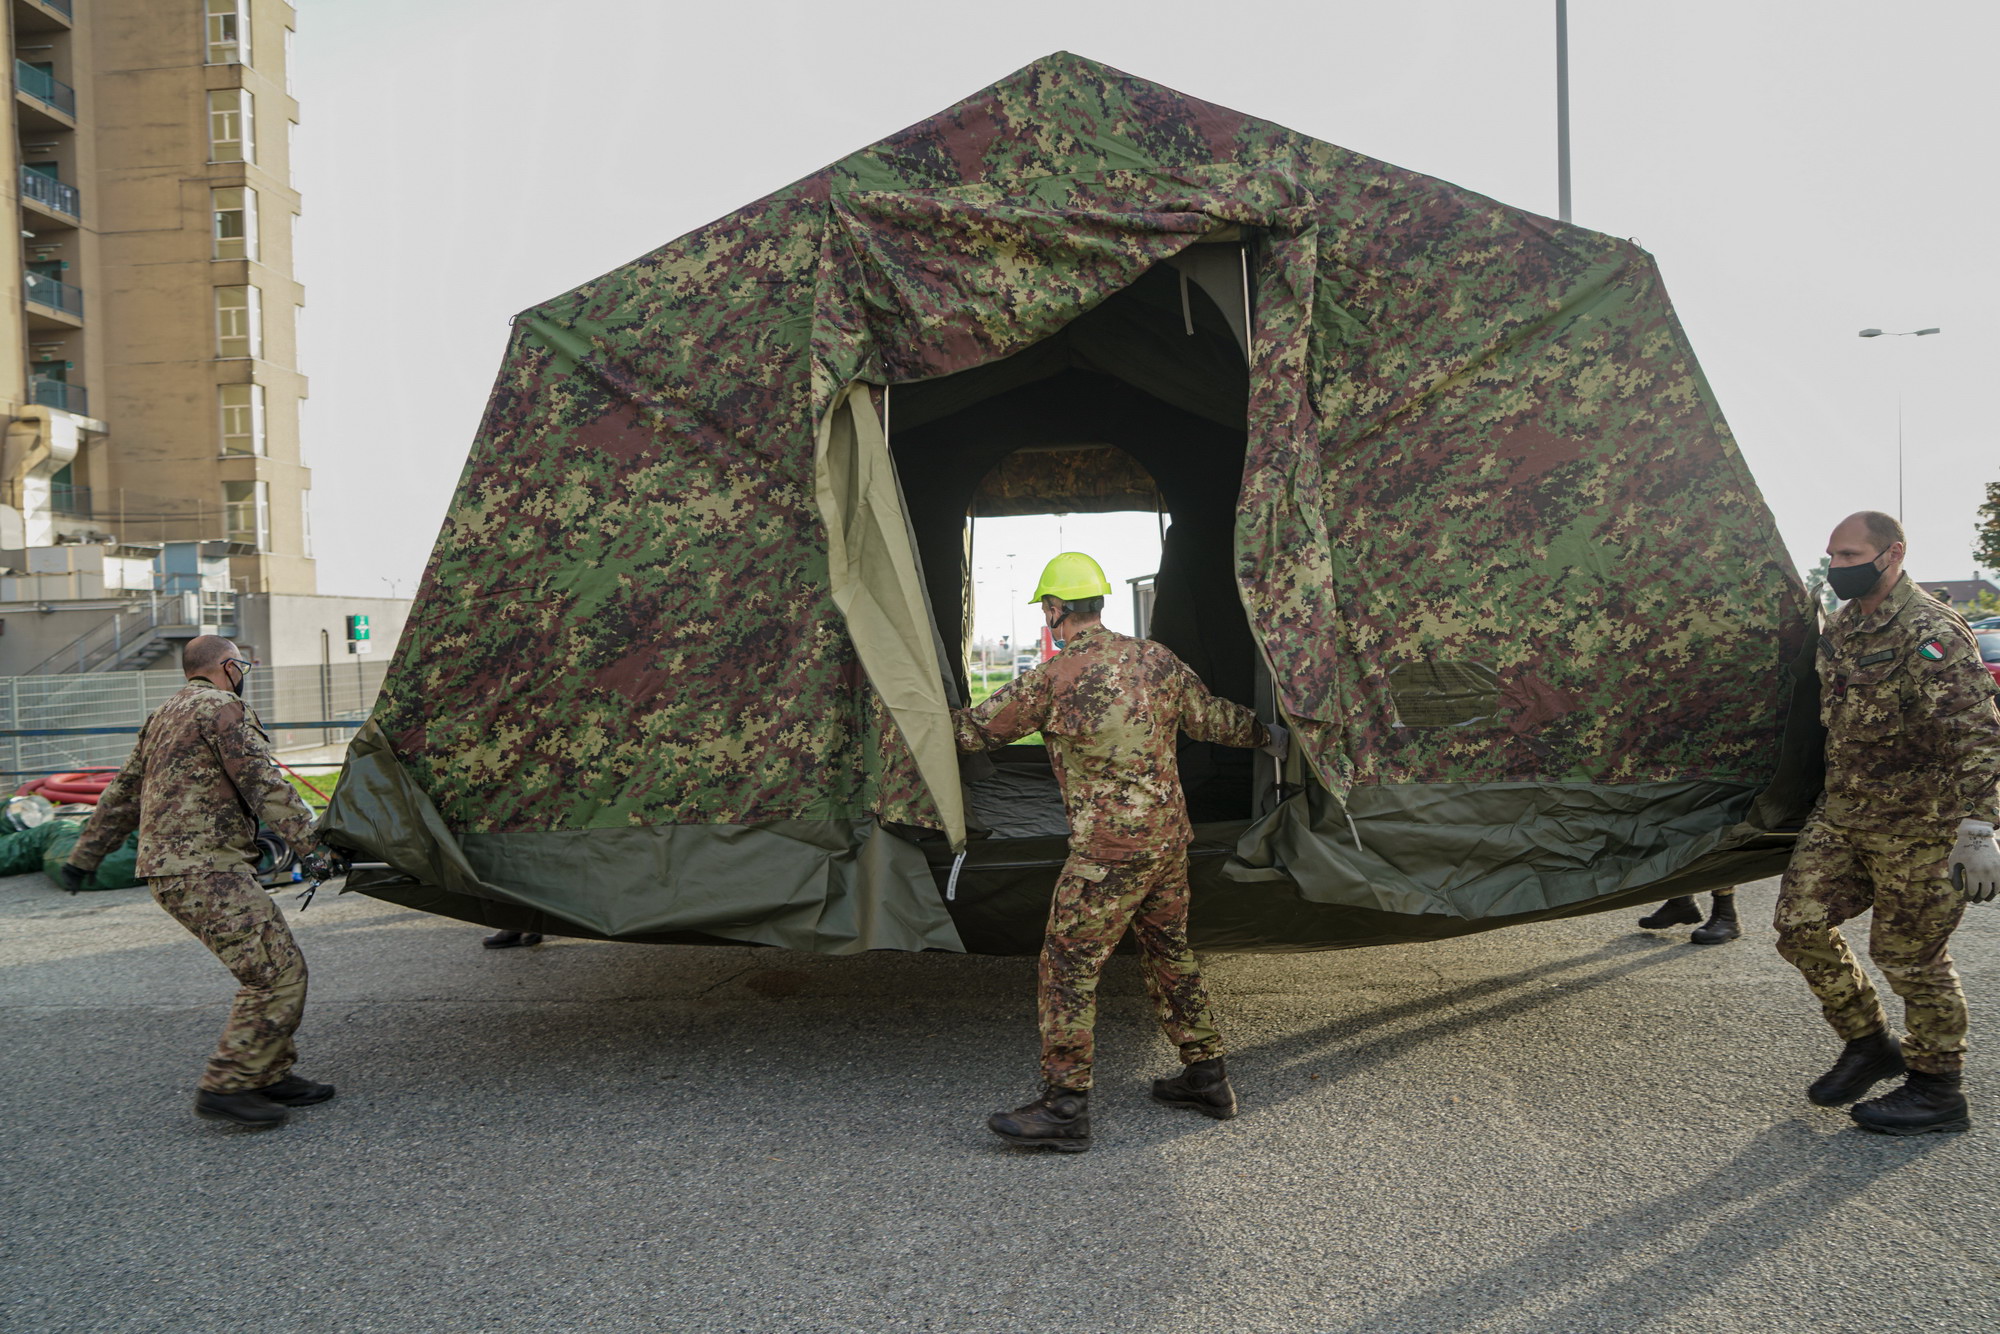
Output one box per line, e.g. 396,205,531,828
1917,639,1947,662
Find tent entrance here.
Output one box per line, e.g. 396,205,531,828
885,256,1264,844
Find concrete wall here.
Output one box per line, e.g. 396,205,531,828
0,600,123,674
236,591,410,668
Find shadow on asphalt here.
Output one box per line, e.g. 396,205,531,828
1237,934,1689,1109
1317,1119,1947,1334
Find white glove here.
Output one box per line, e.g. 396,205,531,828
1261,722,1289,763
1950,820,2000,904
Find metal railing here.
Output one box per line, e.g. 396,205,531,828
19,165,79,217
0,659,391,776
23,269,82,318
22,599,181,676
30,376,86,415
48,480,90,517
15,61,75,118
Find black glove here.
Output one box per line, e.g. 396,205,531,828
59,863,89,894
298,850,344,883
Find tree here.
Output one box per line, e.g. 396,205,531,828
1803,557,1840,616
1978,480,2000,574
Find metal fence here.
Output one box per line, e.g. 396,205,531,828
14,61,75,119
19,165,79,218
24,268,82,318
32,377,87,416
0,660,390,778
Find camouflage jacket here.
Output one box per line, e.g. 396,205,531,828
952,624,1269,860
69,680,319,876
1817,573,2000,832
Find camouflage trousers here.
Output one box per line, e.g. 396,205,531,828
150,868,308,1093
1774,818,1968,1074
1038,851,1224,1092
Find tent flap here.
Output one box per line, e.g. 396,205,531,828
321,721,963,953
1226,778,1761,919
814,384,968,849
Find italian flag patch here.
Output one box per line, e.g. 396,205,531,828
1917,639,1947,661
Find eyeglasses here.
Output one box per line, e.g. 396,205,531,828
223,658,255,675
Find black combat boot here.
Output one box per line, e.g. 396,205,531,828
1689,894,1741,945
1152,1056,1239,1119
194,1090,289,1127
987,1087,1090,1152
1806,1030,1906,1106
482,930,544,949
256,1073,336,1107
1851,1071,1970,1136
1638,896,1701,929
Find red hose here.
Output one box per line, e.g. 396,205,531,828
23,769,114,805
274,758,331,803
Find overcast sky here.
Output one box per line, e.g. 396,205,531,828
294,0,1997,604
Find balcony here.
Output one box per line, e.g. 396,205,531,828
15,60,75,120
24,268,82,321
15,0,74,32
49,481,90,517
19,165,79,219
30,375,85,415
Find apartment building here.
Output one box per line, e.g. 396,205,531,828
0,0,315,673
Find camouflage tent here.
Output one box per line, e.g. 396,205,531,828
326,53,1817,955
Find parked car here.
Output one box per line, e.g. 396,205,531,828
1969,615,2000,630
1013,652,1040,677
1978,631,2000,687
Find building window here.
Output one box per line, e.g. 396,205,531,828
219,383,266,456
301,492,313,557
212,187,259,261
223,481,270,550
206,0,251,66
208,88,255,163
284,27,296,94
215,285,263,358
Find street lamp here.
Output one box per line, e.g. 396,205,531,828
1555,0,1571,223
1856,327,1941,521
1006,552,1017,675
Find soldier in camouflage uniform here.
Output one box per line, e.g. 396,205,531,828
952,553,1283,1152
1776,513,2000,1135
62,636,339,1128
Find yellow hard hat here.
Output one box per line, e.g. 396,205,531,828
1030,552,1112,604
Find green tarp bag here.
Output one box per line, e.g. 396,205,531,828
32,819,143,891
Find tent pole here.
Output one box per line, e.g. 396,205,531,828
1239,245,1253,362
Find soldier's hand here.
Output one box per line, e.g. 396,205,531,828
298,850,345,883
58,863,88,895
1950,820,2000,904
1260,722,1290,762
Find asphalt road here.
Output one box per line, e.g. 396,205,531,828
2,871,1996,1334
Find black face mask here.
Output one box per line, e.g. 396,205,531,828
1827,554,1887,602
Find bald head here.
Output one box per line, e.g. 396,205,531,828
181,635,238,677
1849,511,1905,552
